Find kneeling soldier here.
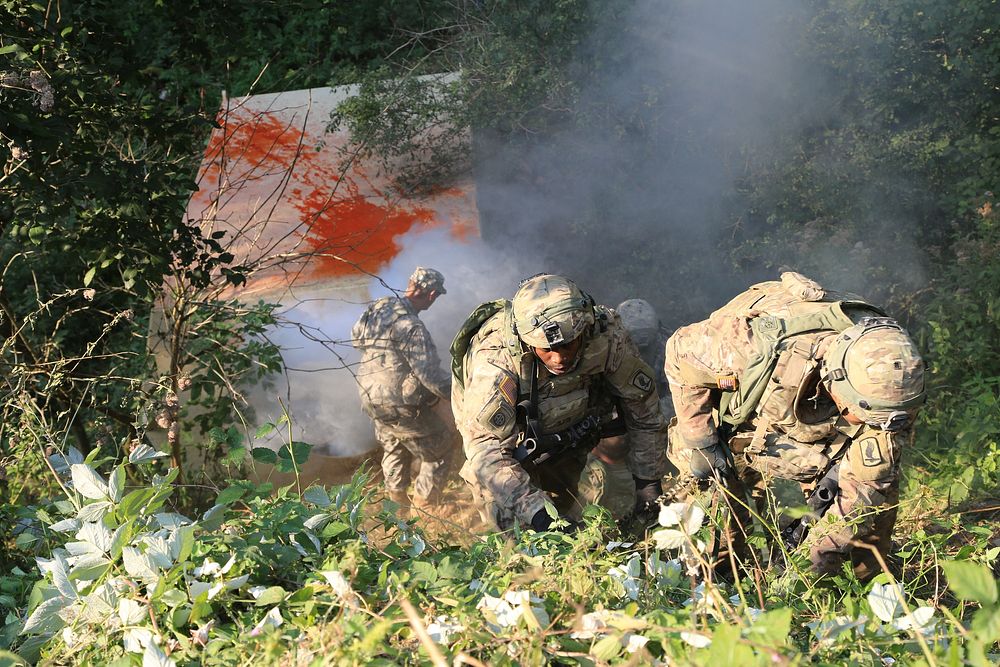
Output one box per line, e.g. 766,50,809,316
451,274,669,531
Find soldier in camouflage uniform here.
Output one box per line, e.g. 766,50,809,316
617,298,673,419
451,274,669,531
352,267,454,513
664,272,925,578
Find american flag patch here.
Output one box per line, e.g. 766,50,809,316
498,374,517,405
717,375,738,391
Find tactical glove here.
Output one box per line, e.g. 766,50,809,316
530,508,554,531
689,442,732,480
530,508,580,533
633,477,664,516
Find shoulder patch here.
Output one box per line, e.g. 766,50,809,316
858,436,884,468
630,368,653,393
498,373,518,405
474,372,519,435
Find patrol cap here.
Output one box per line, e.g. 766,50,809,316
821,317,925,430
617,298,659,347
409,267,446,294
512,274,595,348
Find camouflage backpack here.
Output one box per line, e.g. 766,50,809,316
450,299,513,390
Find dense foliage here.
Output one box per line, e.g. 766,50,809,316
2,0,999,664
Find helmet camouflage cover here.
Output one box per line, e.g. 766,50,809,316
616,298,659,347
512,274,595,348
822,317,925,430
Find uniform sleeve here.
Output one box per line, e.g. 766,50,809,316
457,344,549,525
603,323,669,480
577,456,606,507
398,317,452,400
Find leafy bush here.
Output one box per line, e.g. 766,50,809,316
4,444,997,665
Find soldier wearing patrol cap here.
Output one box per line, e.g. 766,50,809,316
664,271,925,578
352,267,455,514
450,274,669,531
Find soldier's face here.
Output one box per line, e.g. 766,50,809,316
409,289,440,312
532,336,584,375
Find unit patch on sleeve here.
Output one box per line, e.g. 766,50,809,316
630,369,653,393
859,436,884,467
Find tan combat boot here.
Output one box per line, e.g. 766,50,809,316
410,494,435,520
388,489,410,513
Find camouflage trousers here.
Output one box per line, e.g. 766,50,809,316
371,406,455,502
668,422,901,580
462,448,591,531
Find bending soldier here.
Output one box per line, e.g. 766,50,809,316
451,274,669,531
664,272,925,579
352,267,454,514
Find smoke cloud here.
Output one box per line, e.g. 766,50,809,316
248,0,929,455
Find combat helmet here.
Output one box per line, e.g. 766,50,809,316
512,274,595,348
821,317,925,431
617,298,659,348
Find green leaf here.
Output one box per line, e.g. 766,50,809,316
749,607,792,647
410,561,438,584
302,486,331,507
70,464,109,500
251,447,278,464
83,266,97,286
255,422,276,439
278,441,313,464
27,227,46,244
108,465,125,503
971,606,1000,643
591,634,621,661
942,560,998,605
708,624,754,665
254,586,288,607
0,44,22,55
118,488,155,520
216,485,247,506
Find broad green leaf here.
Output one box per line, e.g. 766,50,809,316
591,634,621,661
83,266,97,286
251,447,278,464
410,561,438,584
108,466,126,503
49,518,80,533
70,464,109,500
707,624,754,665
971,606,1000,643
281,441,313,464
77,501,112,523
20,597,66,636
119,488,155,520
0,44,23,55
868,582,903,622
254,586,288,607
122,547,159,585
76,522,113,554
749,607,792,646
50,556,77,600
160,588,187,607
302,486,331,507
128,443,168,465
216,485,247,506
942,560,998,606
